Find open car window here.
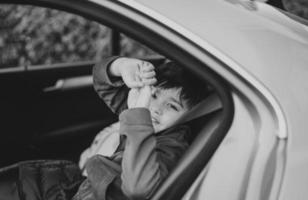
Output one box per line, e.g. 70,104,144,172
0,4,159,71
0,4,110,68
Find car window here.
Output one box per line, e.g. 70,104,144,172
0,4,112,68
120,33,158,57
0,4,159,70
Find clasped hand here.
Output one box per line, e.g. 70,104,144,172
110,57,157,109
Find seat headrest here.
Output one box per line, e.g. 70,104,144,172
176,92,222,125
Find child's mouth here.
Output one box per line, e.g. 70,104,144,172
151,117,159,124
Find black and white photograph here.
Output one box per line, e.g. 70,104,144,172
0,0,307,199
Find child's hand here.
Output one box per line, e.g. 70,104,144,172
109,57,157,88
127,85,152,109
137,62,157,86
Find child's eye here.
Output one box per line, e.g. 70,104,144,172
167,103,179,111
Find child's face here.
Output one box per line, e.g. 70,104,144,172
149,87,188,133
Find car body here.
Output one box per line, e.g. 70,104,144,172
0,0,307,199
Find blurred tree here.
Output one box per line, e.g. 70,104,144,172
0,4,159,69
267,0,308,20
0,5,112,68
0,5,24,68
282,0,308,20
120,34,158,58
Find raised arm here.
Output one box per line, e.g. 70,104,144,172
119,108,189,199
93,56,155,114
93,56,127,114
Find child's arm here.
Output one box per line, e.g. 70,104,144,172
93,57,156,114
119,108,189,199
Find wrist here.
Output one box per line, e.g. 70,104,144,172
135,86,151,108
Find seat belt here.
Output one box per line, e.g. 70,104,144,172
176,93,222,125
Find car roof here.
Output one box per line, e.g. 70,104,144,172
129,0,308,92
126,0,308,129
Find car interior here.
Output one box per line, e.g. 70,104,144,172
0,2,234,199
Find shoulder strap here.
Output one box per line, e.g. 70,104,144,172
176,93,222,125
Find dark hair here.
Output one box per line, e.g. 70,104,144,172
155,61,212,109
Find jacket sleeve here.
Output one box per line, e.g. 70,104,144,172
92,56,129,115
93,56,169,115
119,108,189,199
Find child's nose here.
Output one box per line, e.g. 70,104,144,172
153,108,162,115
151,103,163,116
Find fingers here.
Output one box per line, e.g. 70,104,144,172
140,61,155,72
139,71,155,79
138,62,156,86
136,70,156,85
124,61,156,88
124,74,143,88
142,77,157,86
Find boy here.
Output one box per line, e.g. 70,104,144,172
74,57,211,200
